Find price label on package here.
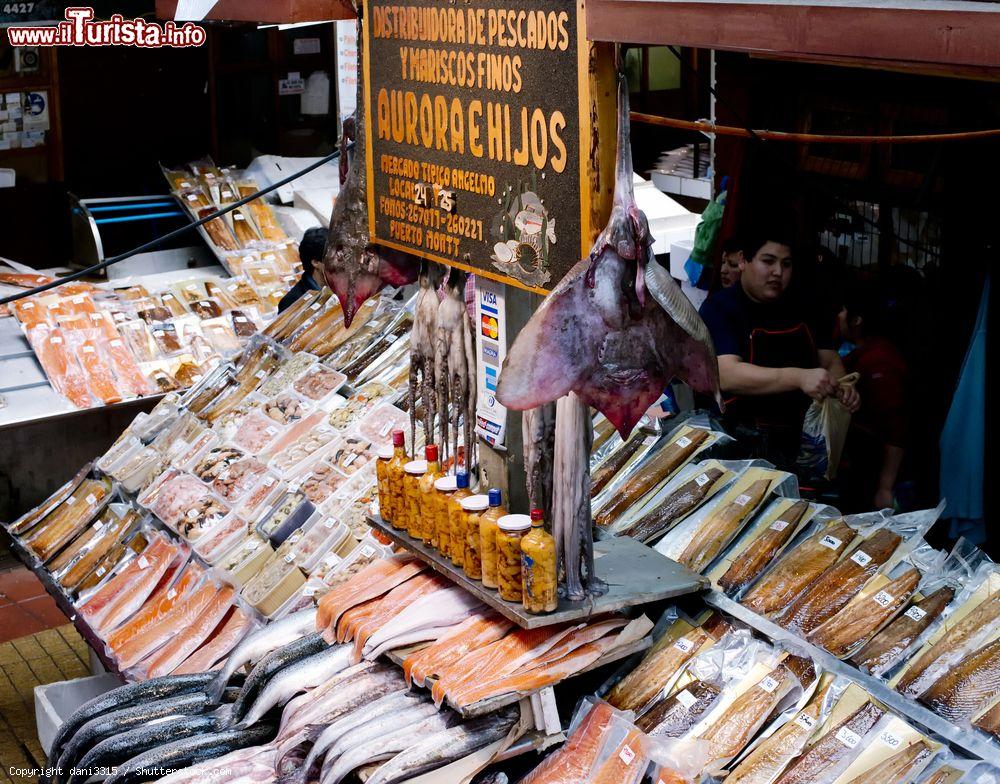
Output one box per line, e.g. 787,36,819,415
873,590,895,608
820,534,842,550
878,730,902,749
673,637,695,653
734,493,752,507
770,519,790,532
674,689,697,708
695,472,711,487
904,605,927,622
794,713,816,730
675,435,693,448
759,675,781,693
851,550,873,567
836,727,862,748
618,744,636,766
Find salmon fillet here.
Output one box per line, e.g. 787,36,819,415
919,637,1000,721
519,701,616,783
105,564,203,653
608,627,710,712
742,519,854,616
404,613,514,687
347,573,451,658
677,478,772,573
852,586,954,676
33,326,91,408
590,725,647,784
94,544,185,634
172,607,253,675
113,578,219,669
79,339,123,404
137,585,235,679
718,499,811,596
316,556,424,631
80,537,175,628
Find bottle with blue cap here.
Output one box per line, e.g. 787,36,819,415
448,471,473,568
479,488,507,589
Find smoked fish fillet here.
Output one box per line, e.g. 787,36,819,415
26,478,112,562
852,586,954,676
725,685,828,784
590,725,647,784
105,564,203,654
897,590,1000,697
334,596,381,643
843,741,933,784
718,500,811,596
316,556,424,631
519,701,616,784
431,626,574,707
79,537,175,627
808,567,921,658
918,636,1000,721
104,335,152,397
8,464,90,536
772,702,885,784
79,340,123,404
608,626,711,712
972,700,1000,738
741,519,854,616
50,507,135,583
347,574,451,656
113,579,219,669
637,680,721,738
34,327,91,408
93,542,183,634
172,607,253,675
591,433,648,498
404,613,514,687
137,586,235,679
920,767,963,784
619,467,725,544
779,528,901,636
451,619,628,707
595,429,709,526
678,478,772,573
698,662,802,773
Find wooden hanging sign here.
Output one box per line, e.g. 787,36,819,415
362,0,615,293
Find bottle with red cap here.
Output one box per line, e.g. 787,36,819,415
417,444,444,544
521,508,557,613
385,429,408,529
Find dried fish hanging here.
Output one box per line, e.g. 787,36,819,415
322,11,419,328
433,267,478,471
409,262,442,458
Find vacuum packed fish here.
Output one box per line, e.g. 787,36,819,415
718,499,811,596
852,586,954,675
677,478,772,573
618,466,725,543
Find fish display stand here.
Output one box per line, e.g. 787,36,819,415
368,514,708,629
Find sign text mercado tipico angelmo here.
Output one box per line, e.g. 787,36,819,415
362,0,615,292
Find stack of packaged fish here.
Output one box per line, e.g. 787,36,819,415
10,270,279,407
162,156,301,292
312,555,655,712
2,288,423,682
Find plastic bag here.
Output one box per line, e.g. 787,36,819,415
797,372,858,481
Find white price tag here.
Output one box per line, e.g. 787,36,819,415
137,556,149,569
851,550,873,567
82,346,95,354
245,539,260,551
770,519,790,532
618,744,636,766
95,566,106,577
265,426,278,436
186,193,198,201
675,435,693,448
303,585,318,597
180,180,191,188
873,590,895,608
323,554,341,569
50,336,63,345
310,303,321,311
89,312,103,321
324,517,336,529
673,637,695,653
110,339,123,347
255,370,267,379
385,333,399,344
167,588,177,600
835,727,862,749
794,713,816,730
66,495,76,505
733,493,752,507
186,284,198,291
283,553,296,564
694,472,711,487
187,508,199,519
235,316,248,323
674,689,697,708
820,534,842,550
234,213,245,221
379,421,393,437
759,675,781,693
85,494,97,506
22,302,34,309
92,522,105,534
904,605,927,622
361,545,376,558
878,730,902,749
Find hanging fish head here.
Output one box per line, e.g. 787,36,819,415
496,71,720,438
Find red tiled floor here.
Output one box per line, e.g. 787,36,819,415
0,605,47,643
18,595,67,630
0,569,47,604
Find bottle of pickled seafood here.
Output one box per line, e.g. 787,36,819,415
522,508,558,613
403,459,427,540
448,472,473,568
376,444,393,523
478,488,507,589
497,513,531,602
460,494,489,581
386,430,408,529
434,475,458,557
418,445,444,547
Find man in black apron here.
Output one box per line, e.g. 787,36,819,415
699,233,859,472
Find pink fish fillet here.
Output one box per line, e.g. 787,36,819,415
79,537,175,628
105,563,203,656
172,608,254,675
404,613,514,687
94,546,187,635
348,574,451,659
317,556,425,633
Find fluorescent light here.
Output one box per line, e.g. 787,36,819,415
258,20,336,30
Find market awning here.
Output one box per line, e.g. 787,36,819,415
156,0,355,24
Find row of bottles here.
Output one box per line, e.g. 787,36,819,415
376,430,557,613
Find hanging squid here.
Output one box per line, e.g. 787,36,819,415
523,403,556,523
434,268,466,467
497,66,721,597
322,12,420,328
409,263,442,457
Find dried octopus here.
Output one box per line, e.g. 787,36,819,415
498,66,720,599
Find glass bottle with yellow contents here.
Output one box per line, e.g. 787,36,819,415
478,488,507,590
385,429,408,529
417,445,444,546
376,444,393,522
496,513,531,602
448,472,473,568
521,508,558,613
459,494,488,581
402,458,427,540
433,475,457,557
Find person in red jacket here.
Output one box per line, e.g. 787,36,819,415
838,284,908,510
